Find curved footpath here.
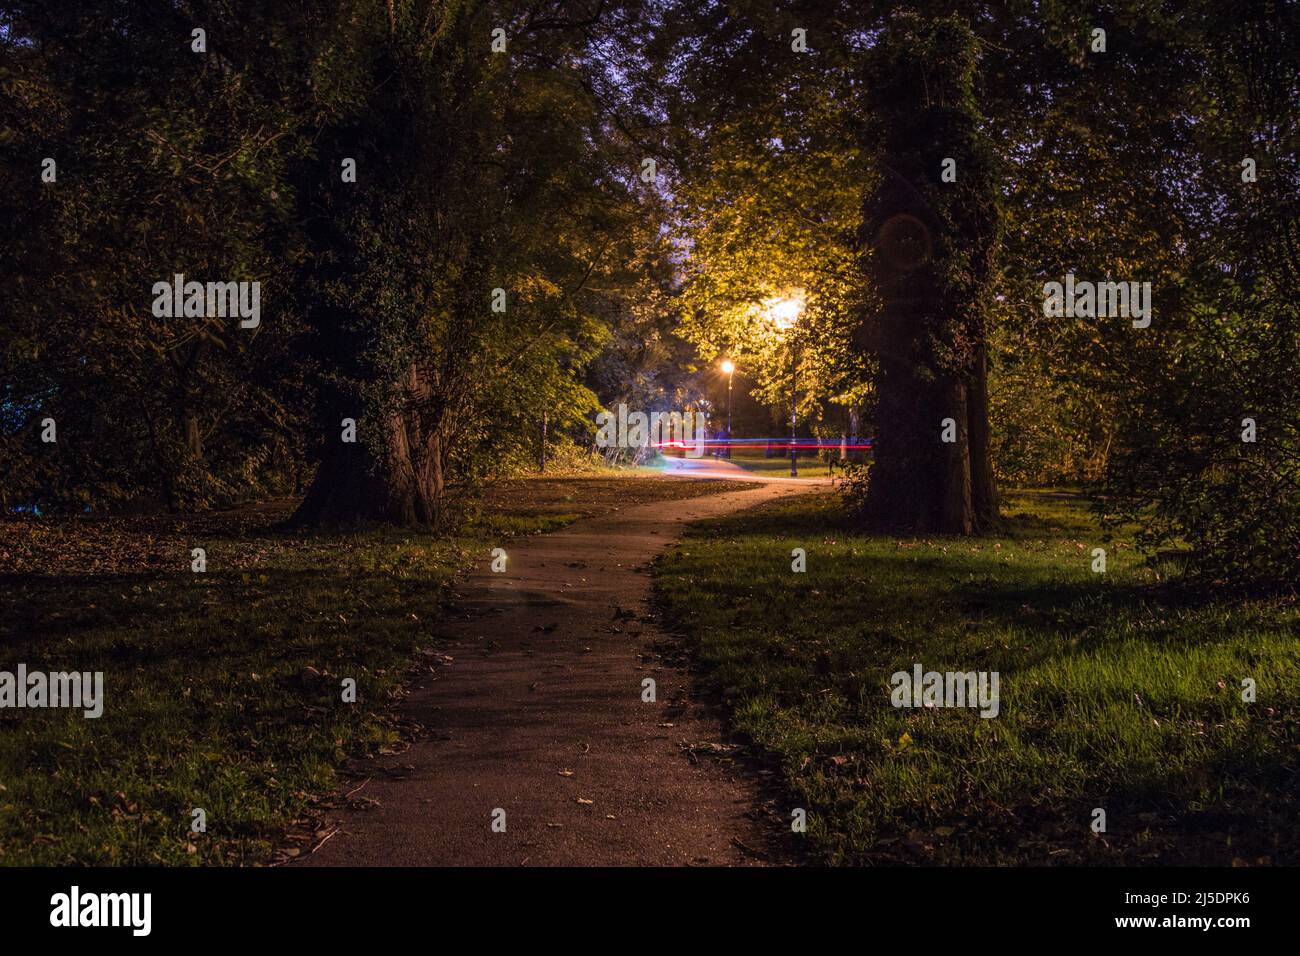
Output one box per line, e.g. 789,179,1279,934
298,464,828,866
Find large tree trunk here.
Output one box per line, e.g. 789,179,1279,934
941,378,974,533
857,13,1000,535
967,343,999,528
292,364,446,527
859,289,977,532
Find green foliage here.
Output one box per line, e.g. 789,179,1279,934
987,317,1113,486
1003,0,1300,586
2,0,1295,582
1105,289,1300,586
663,0,1296,581
663,0,871,429
832,459,872,516
1,1,672,521
1,0,311,511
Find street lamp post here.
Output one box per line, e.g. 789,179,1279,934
766,294,804,478
789,334,799,477
720,359,734,458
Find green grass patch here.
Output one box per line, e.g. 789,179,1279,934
0,517,491,865
654,489,1300,865
0,476,746,865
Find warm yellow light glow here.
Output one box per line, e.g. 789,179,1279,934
720,359,735,375
765,295,804,330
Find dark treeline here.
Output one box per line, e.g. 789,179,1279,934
1,0,679,524
1,0,1297,587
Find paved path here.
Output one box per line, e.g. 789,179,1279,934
299,467,826,866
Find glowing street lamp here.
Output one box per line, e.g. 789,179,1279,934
719,359,735,457
765,296,805,476
768,298,802,330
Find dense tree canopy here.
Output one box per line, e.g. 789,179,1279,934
2,0,1296,585
1,0,667,522
657,0,1297,580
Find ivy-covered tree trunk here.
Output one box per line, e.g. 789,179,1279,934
967,343,998,524
293,364,447,527
858,13,1001,534
288,17,464,530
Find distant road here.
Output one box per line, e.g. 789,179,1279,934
653,455,833,484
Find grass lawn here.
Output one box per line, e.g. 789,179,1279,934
0,474,748,865
653,489,1300,865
